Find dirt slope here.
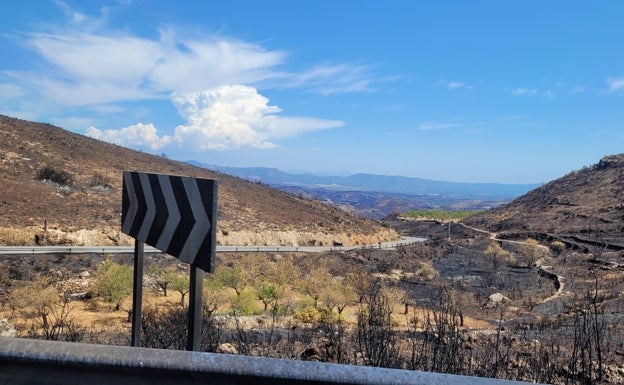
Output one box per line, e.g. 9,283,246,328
463,154,624,249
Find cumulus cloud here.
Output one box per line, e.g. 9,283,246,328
86,122,172,151
86,85,344,151
171,85,343,150
607,77,624,92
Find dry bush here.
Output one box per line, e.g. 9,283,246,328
141,305,223,352
0,227,34,246
7,277,83,341
36,166,74,187
87,172,113,191
415,261,439,282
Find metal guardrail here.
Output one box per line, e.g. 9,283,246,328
0,237,427,255
0,337,536,385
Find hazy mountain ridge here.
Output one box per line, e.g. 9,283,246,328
189,162,537,218
194,163,539,197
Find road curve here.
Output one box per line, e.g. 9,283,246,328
0,237,426,255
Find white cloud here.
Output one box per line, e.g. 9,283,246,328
417,122,461,131
54,0,109,30
12,26,374,105
86,85,344,151
15,30,287,105
510,88,539,96
607,77,624,92
171,85,343,150
0,83,24,98
446,81,465,89
6,4,361,152
86,122,172,151
287,64,374,95
509,87,555,97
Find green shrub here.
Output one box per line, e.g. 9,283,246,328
294,305,320,323
294,297,321,323
230,289,260,316
93,260,133,311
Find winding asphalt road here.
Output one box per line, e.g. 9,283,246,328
0,236,426,255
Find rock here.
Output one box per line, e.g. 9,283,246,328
216,343,238,355
484,292,510,308
0,319,17,337
79,271,90,278
300,338,336,362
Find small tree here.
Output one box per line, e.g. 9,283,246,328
8,277,83,341
320,277,356,318
216,265,247,297
167,270,190,307
415,260,439,282
356,287,399,367
94,260,133,311
302,265,332,309
203,275,226,316
9,277,60,334
518,239,544,269
256,281,278,312
345,267,377,304
550,240,565,257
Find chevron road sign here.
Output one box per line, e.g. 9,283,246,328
121,171,218,272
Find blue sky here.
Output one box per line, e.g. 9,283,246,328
1,1,623,184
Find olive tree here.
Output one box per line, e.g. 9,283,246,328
93,260,133,311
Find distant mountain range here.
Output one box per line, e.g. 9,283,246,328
188,162,540,218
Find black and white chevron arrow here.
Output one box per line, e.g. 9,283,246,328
121,171,218,272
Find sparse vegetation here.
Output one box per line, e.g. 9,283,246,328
2,229,623,385
2,115,624,383
403,209,481,222
93,260,133,311
87,172,113,191
7,277,84,341
550,240,566,257
36,166,74,188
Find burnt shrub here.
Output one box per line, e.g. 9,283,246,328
141,305,222,352
87,172,113,191
36,166,74,188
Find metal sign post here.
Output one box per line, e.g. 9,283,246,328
121,171,217,352
187,265,203,351
131,240,144,347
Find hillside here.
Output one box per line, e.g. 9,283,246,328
0,115,397,246
463,154,624,249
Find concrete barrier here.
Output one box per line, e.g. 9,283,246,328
0,337,537,385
